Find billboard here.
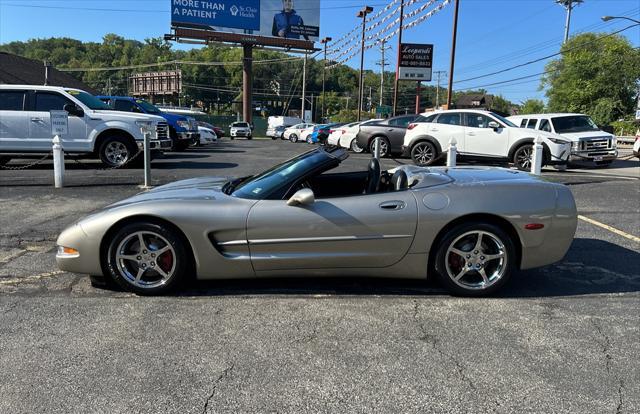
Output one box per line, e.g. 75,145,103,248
397,43,433,82
171,0,320,41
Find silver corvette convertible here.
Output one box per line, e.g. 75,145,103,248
56,147,577,296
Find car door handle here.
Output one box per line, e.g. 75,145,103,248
388,128,394,132
379,200,406,210
30,118,44,123
430,128,439,132
467,132,476,136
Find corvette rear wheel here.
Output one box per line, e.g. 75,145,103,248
105,222,188,295
435,222,516,296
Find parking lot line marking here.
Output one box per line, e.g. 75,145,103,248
0,270,65,285
578,215,640,243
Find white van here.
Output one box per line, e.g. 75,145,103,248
0,85,172,168
508,113,617,166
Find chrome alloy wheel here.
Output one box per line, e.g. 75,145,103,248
105,141,130,166
350,139,364,153
412,143,435,165
515,146,533,170
445,230,507,290
115,231,176,289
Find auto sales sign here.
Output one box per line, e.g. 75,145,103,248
397,43,433,81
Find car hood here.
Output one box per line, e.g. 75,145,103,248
554,130,613,140
89,110,166,123
107,177,230,208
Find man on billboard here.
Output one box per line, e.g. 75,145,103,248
272,0,308,40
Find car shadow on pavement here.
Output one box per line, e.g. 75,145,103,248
91,238,638,298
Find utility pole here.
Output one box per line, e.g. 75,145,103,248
556,0,584,43
415,82,421,114
243,44,253,124
369,86,373,112
357,6,374,122
376,39,390,107
301,52,307,121
433,70,446,108
320,37,332,121
446,0,460,109
392,0,405,117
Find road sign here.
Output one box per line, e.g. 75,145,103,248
397,43,433,81
50,110,68,136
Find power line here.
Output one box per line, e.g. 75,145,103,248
453,24,639,85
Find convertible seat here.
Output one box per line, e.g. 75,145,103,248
391,170,409,191
364,158,381,194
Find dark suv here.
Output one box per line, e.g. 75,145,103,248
355,115,426,157
98,96,199,151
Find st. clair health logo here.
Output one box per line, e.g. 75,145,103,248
229,4,257,18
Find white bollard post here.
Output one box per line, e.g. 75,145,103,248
447,137,457,168
143,131,151,188
374,137,381,159
52,135,64,188
531,135,544,175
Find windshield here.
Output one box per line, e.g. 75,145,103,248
551,116,599,133
136,99,161,114
232,122,249,127
490,112,518,128
66,90,110,110
231,150,334,200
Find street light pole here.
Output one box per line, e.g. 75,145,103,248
601,15,640,25
446,0,460,109
320,37,332,121
357,6,374,122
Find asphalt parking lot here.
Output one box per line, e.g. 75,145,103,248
1,139,639,413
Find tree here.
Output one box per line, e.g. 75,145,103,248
520,99,545,114
541,32,640,125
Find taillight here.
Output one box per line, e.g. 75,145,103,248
408,123,417,130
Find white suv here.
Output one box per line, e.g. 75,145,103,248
0,85,171,168
508,113,617,167
229,122,252,139
402,109,571,170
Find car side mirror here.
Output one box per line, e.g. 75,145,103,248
488,121,500,130
64,103,84,117
287,188,315,207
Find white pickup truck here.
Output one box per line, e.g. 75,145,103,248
0,85,172,168
508,113,617,167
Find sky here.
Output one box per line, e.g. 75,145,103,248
0,0,638,105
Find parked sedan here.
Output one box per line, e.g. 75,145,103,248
56,146,577,297
355,115,425,157
267,125,287,140
197,125,217,146
284,123,315,142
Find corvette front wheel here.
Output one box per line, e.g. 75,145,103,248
105,222,188,295
434,222,516,296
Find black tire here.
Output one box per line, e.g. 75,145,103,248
350,139,364,153
369,137,390,157
512,144,534,171
271,136,278,140
98,136,138,168
594,160,613,168
105,222,189,295
306,136,313,144
290,134,298,143
0,156,11,167
174,141,190,152
247,135,252,140
434,222,516,297
411,141,438,166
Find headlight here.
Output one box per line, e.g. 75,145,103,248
571,141,580,150
547,137,569,145
135,120,154,135
176,120,190,129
